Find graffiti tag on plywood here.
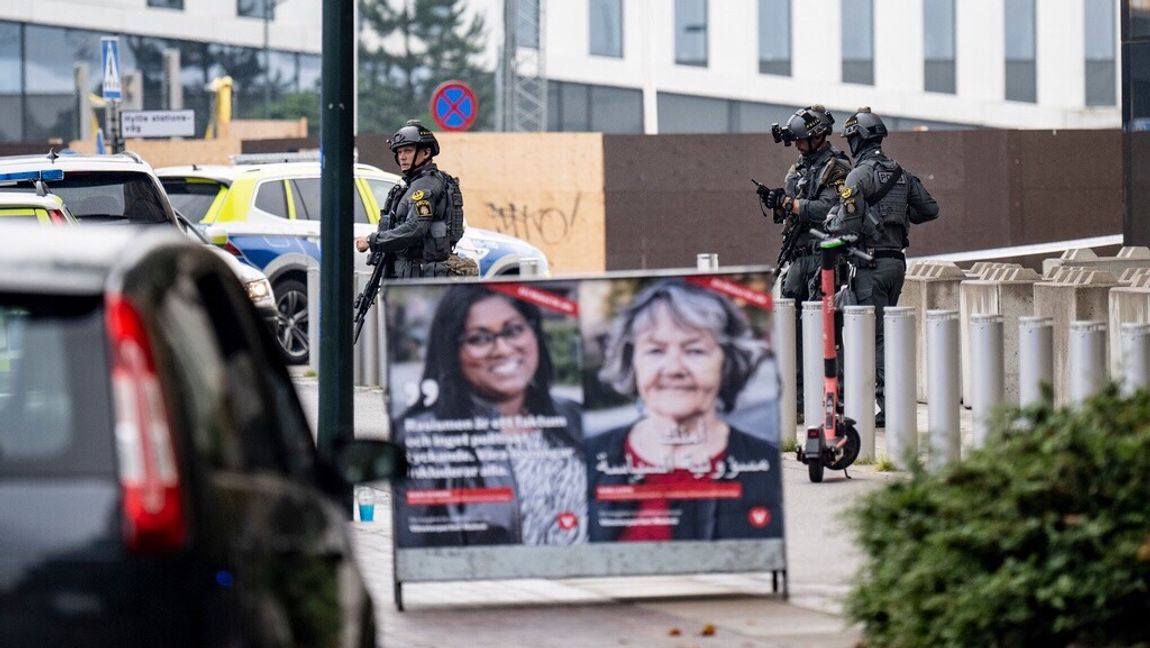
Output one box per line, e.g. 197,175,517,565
484,194,583,246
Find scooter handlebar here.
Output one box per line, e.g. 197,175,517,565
808,230,874,261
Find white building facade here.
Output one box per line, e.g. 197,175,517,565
0,0,1121,142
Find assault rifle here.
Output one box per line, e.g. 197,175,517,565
353,182,405,344
751,178,802,267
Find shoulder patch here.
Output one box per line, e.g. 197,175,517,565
415,200,433,217
839,185,854,200
410,189,426,201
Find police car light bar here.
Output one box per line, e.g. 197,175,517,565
0,169,65,183
229,148,358,165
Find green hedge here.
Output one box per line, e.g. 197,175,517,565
847,386,1150,648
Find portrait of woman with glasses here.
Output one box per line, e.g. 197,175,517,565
392,283,587,547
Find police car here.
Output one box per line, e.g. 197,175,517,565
157,156,551,364
0,177,78,225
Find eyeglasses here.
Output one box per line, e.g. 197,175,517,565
459,321,532,353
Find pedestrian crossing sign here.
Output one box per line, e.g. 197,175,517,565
101,37,121,101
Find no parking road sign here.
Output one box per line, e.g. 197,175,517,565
429,81,478,132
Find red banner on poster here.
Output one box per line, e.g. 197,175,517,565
486,282,580,316
686,275,773,311
406,487,515,505
595,482,744,501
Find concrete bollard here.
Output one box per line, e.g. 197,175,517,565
307,264,320,373
1121,322,1150,396
1018,316,1054,408
884,307,917,468
774,299,797,442
1033,269,1118,405
843,305,875,461
696,253,719,271
900,261,966,403
361,281,380,388
969,314,1004,449
518,257,542,277
1068,321,1108,407
801,301,824,432
926,310,961,471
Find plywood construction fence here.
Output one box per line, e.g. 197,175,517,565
358,133,607,275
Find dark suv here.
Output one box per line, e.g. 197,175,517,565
0,225,398,647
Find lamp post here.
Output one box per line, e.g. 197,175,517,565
263,0,285,119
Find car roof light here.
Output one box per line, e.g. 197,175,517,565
106,293,187,553
0,169,65,183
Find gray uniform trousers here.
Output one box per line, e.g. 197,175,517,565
851,256,906,410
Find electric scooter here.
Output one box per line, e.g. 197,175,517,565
796,230,869,483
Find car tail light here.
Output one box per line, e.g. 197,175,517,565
47,209,69,225
105,294,187,553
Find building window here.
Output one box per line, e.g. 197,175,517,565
590,0,623,58
675,0,708,67
1085,0,1116,106
758,0,791,76
841,0,874,85
547,80,642,133
923,0,955,93
1004,0,1036,103
147,0,184,8
238,0,273,20
1129,0,1150,39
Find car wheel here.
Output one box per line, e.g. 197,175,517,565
275,278,309,365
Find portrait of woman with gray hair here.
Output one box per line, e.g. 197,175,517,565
584,278,783,542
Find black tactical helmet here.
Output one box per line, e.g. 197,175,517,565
389,120,440,157
771,105,835,146
842,107,887,156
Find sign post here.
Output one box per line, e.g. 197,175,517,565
101,36,122,153
429,80,479,132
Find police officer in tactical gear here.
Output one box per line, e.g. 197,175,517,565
826,107,939,426
355,120,462,278
764,105,853,409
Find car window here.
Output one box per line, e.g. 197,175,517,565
48,172,171,225
0,295,115,477
162,179,224,221
255,180,289,219
365,178,397,220
152,266,287,473
290,177,320,220
290,177,370,223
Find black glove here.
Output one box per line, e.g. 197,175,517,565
767,188,786,212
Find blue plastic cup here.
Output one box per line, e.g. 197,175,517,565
358,502,375,522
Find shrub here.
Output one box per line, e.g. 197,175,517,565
847,385,1150,648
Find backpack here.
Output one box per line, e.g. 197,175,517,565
439,172,466,248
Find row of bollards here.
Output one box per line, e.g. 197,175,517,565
772,299,1150,471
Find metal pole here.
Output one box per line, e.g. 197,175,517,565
843,305,875,461
318,0,356,462
264,0,272,119
801,301,823,432
1069,321,1108,407
969,313,1004,449
884,307,917,468
307,263,320,373
696,253,718,271
1018,316,1053,408
375,288,389,395
774,298,796,445
1121,322,1150,397
926,310,960,471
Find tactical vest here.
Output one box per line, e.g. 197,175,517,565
863,158,910,249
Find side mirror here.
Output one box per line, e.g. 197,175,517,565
331,439,407,484
204,225,228,246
